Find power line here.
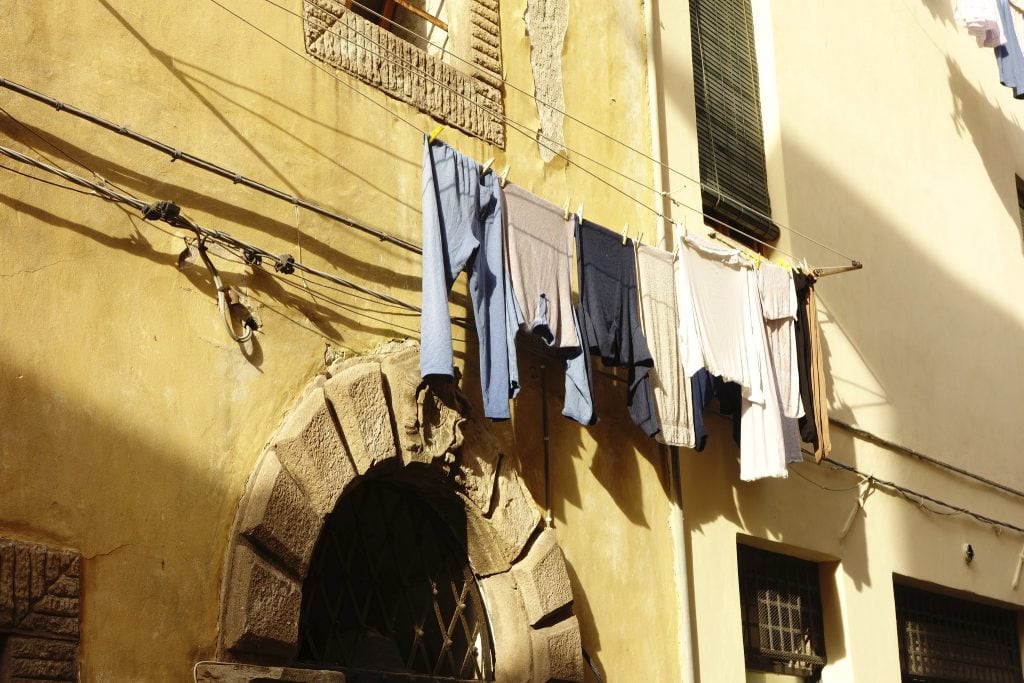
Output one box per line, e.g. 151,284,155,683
0,143,419,312
210,0,861,268
818,456,1024,536
0,77,422,255
290,0,852,261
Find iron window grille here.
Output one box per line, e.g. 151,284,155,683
298,477,494,683
737,544,827,679
895,583,1024,683
689,0,779,242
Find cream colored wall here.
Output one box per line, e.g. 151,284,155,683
655,0,1024,681
0,0,683,680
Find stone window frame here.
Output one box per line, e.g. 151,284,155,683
205,343,582,683
303,0,506,147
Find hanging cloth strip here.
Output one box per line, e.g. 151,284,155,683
636,243,696,448
576,219,659,436
420,136,519,419
995,0,1024,98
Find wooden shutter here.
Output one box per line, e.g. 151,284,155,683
690,0,779,242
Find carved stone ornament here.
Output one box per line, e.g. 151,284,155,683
0,538,81,682
211,341,583,682
303,0,506,146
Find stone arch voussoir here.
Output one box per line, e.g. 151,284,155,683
216,341,583,682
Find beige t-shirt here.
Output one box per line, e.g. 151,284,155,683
502,184,579,349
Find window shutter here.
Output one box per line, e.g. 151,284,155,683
690,0,779,242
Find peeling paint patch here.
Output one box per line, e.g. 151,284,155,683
524,0,568,163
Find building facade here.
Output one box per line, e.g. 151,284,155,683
0,0,1023,682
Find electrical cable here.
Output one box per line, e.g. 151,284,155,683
290,0,853,260
0,143,419,313
829,417,1024,503
0,77,422,255
209,0,861,268
4,146,1017,545
820,456,1024,536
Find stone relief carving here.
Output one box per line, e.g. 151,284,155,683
0,538,81,682
303,0,506,147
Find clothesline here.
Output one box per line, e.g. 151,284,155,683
211,0,863,270
422,135,834,481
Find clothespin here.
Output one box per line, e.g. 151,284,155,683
499,164,511,187
636,231,644,245
754,253,762,270
480,157,494,177
562,197,571,220
428,125,445,144
621,223,630,245
576,201,584,222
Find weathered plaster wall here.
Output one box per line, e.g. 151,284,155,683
654,0,1024,681
0,0,677,680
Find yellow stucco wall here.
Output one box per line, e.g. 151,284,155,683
0,0,686,681
655,0,1024,681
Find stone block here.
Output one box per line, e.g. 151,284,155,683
0,539,80,640
272,387,358,516
324,363,398,475
194,662,345,682
477,572,532,683
530,616,584,683
1,636,78,682
511,528,573,626
223,544,302,658
486,455,541,565
239,452,323,577
458,495,510,578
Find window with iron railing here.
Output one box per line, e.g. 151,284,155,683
738,544,827,682
895,583,1024,683
297,477,494,682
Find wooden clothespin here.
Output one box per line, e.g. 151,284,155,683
562,197,571,220
480,157,494,177
428,125,445,144
499,164,511,187
621,223,630,245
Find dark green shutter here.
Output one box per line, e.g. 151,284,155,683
690,0,779,242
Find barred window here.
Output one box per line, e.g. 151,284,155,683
895,583,1023,683
298,477,494,682
738,544,827,681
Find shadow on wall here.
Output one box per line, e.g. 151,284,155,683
0,350,232,678
946,54,1024,249
95,0,422,209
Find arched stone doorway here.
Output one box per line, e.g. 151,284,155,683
204,343,583,682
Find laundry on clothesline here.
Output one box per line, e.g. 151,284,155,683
419,136,836,481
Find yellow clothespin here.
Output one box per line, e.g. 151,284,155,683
621,223,630,245
428,125,445,144
754,253,762,270
562,197,571,220
777,258,790,271
480,157,494,177
499,164,511,187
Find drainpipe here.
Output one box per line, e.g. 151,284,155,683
645,0,697,680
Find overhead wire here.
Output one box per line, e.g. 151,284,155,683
3,144,1018,542
817,456,1024,536
0,77,422,255
289,0,852,261
0,143,419,313
212,0,860,268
